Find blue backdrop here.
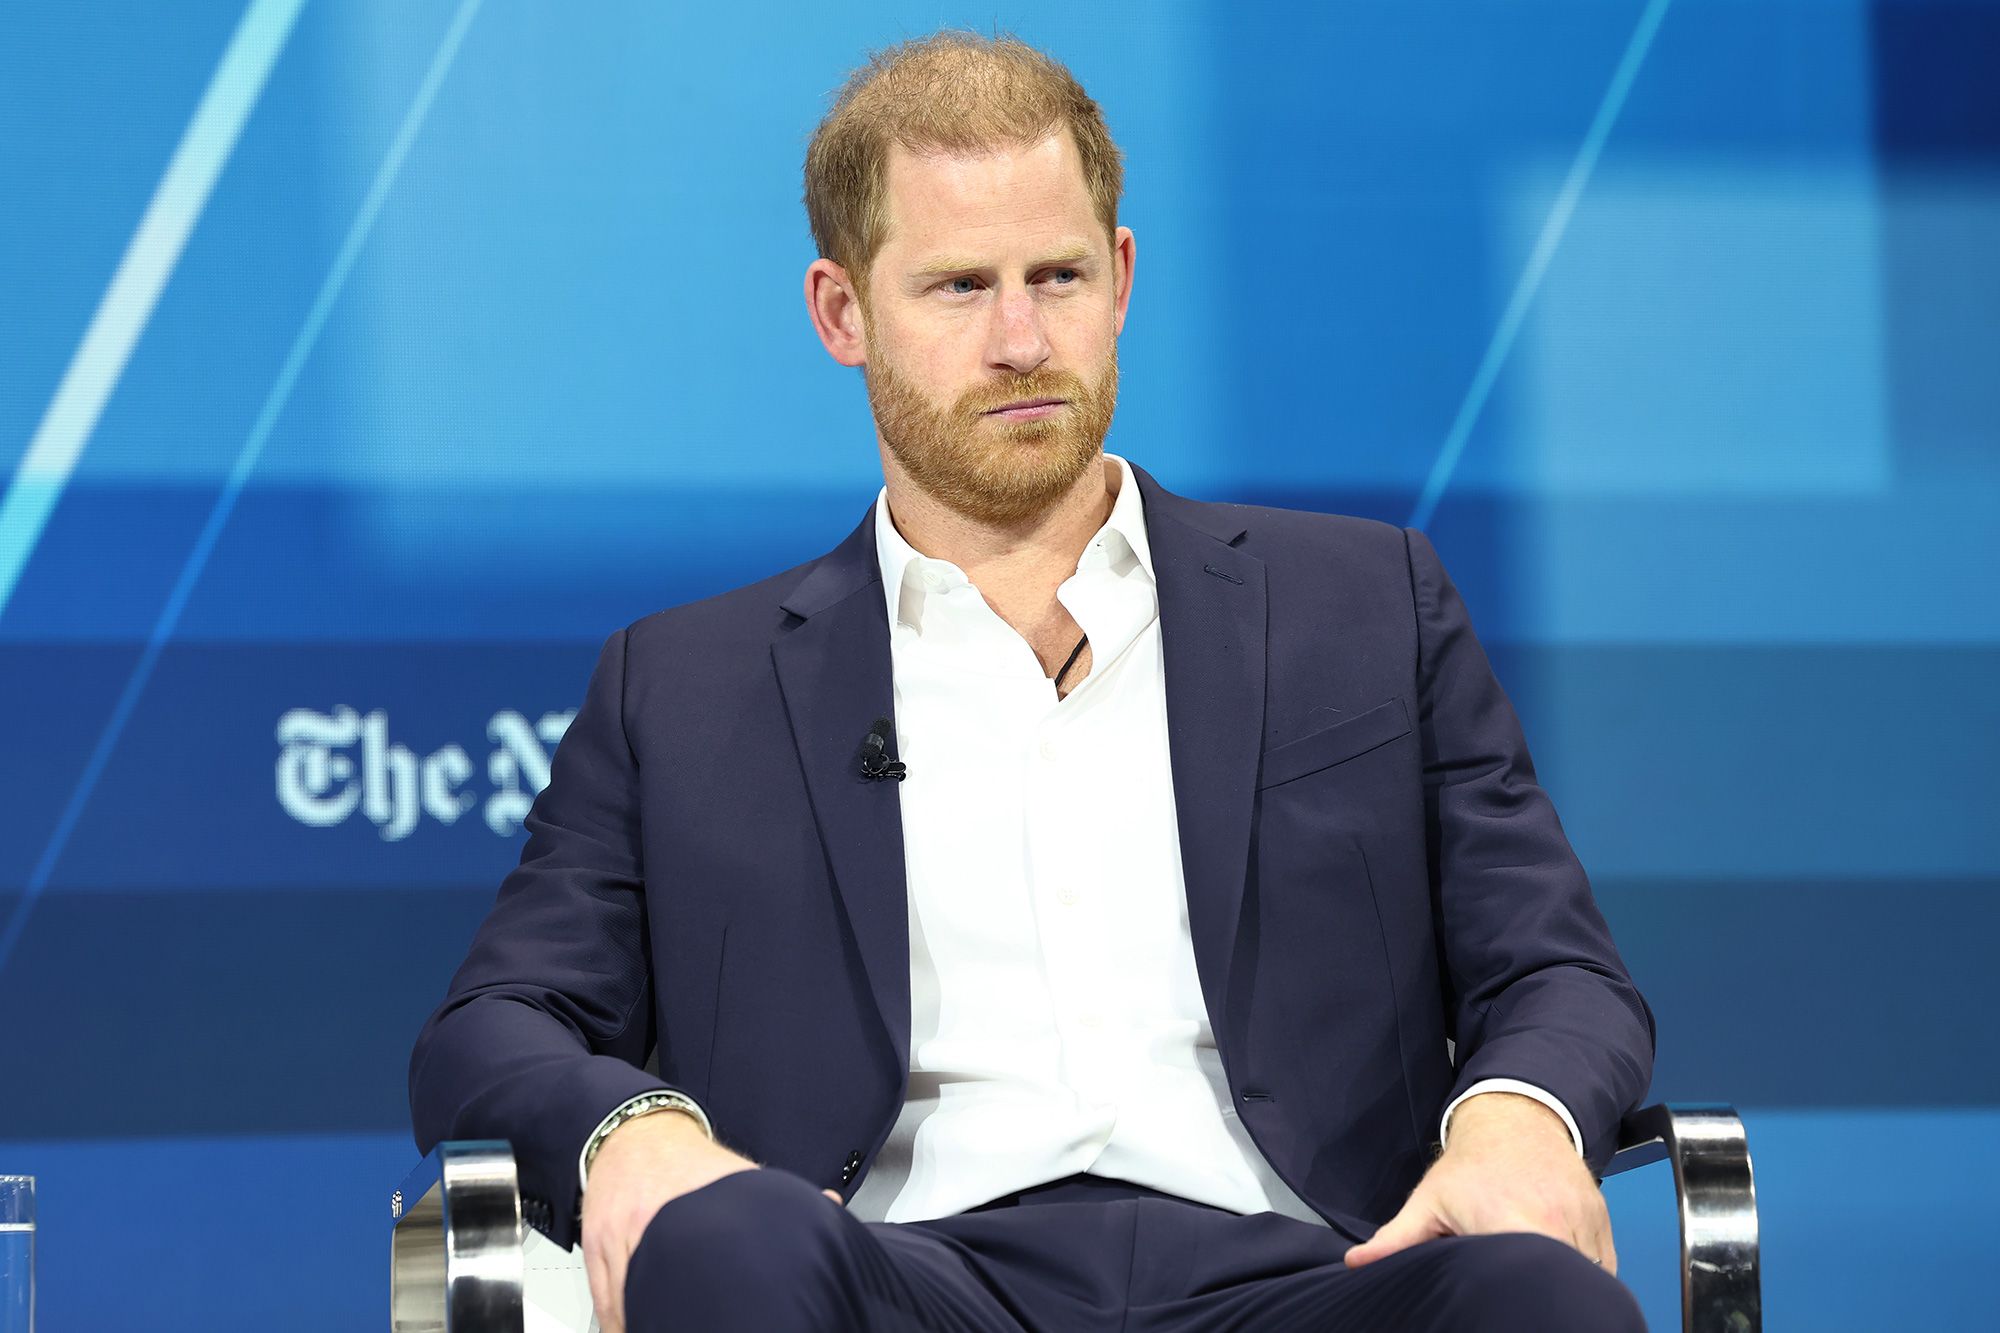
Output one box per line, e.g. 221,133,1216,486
2,2,1995,1328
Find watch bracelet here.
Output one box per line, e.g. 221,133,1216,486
580,1091,715,1189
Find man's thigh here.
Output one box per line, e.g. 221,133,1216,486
623,1170,1133,1333
1122,1200,1645,1333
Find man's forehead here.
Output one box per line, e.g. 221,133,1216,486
878,132,1101,263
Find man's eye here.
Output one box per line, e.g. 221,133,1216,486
1049,268,1078,284
945,276,979,295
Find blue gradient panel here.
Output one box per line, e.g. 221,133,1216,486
2,2,1994,1328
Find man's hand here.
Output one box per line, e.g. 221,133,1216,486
579,1110,765,1333
1343,1092,1615,1274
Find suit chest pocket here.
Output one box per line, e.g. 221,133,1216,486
1256,697,1411,790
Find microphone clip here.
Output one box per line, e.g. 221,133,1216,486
859,720,907,782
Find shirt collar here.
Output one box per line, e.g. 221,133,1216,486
874,453,1154,631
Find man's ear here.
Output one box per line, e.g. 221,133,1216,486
805,259,868,367
1110,225,1137,338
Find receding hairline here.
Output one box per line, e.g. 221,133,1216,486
869,130,1113,274
802,30,1126,289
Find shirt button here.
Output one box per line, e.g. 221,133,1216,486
1056,885,1080,907
1078,1013,1102,1030
1038,736,1059,761
920,569,947,592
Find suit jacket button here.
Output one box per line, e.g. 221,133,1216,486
839,1150,863,1185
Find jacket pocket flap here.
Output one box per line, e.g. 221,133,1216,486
1256,698,1412,790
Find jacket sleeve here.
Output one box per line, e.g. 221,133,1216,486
408,627,676,1247
1405,527,1655,1172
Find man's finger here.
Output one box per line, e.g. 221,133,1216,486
1344,1204,1444,1269
603,1244,629,1333
607,1212,661,1333
822,1189,843,1204
1574,1199,1616,1276
1588,1222,1618,1277
585,1246,621,1333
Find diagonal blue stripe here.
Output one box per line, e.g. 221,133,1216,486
0,0,307,626
1406,0,1671,532
0,0,487,978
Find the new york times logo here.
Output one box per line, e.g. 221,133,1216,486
275,707,577,841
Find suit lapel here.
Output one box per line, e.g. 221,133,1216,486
770,512,912,1073
1132,465,1268,1038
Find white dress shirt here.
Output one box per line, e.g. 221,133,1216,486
584,455,1583,1213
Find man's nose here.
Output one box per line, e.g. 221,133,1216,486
986,285,1051,375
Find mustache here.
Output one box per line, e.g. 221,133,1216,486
959,370,1090,416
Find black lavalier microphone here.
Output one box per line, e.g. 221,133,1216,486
858,718,907,782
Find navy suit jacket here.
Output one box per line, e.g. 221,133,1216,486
409,464,1654,1249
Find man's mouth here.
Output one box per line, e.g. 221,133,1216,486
983,398,1067,419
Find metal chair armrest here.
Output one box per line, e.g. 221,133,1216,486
391,1140,526,1333
1604,1103,1761,1333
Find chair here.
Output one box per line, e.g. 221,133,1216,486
389,1102,1760,1332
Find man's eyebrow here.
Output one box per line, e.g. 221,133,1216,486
909,244,1097,278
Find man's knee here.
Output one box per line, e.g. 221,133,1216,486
1435,1233,1646,1333
625,1170,855,1332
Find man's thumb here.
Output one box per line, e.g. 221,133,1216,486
1344,1204,1441,1269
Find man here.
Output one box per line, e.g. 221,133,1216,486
411,31,1653,1333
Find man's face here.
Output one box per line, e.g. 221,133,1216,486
859,131,1130,525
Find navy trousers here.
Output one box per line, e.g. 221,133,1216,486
624,1170,1646,1332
